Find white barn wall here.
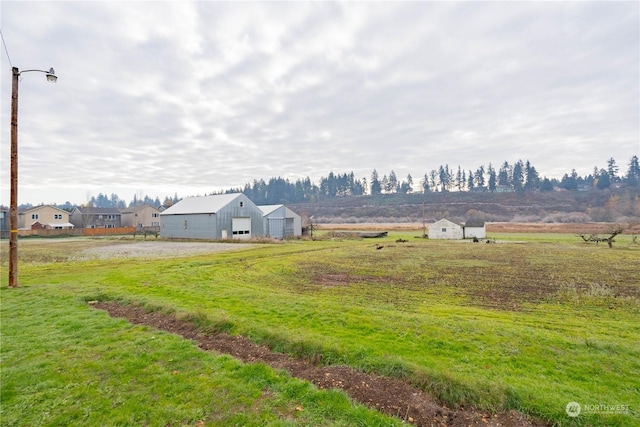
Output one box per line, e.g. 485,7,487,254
428,218,464,239
464,226,486,239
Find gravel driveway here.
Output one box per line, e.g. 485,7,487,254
83,241,255,259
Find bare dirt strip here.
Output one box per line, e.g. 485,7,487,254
93,301,546,427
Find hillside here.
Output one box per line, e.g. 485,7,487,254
289,188,640,224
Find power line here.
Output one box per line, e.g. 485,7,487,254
0,28,13,68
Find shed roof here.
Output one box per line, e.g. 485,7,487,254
465,221,486,228
160,193,243,215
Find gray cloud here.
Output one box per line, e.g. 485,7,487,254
1,1,638,205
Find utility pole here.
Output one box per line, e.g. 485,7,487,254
8,66,57,288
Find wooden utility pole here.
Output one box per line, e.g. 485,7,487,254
9,67,19,288
8,66,56,287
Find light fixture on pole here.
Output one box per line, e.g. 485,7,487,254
9,66,57,288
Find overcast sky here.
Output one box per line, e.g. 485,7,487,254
1,1,638,206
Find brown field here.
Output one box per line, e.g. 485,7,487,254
318,221,640,234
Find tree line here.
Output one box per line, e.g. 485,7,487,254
12,155,638,211
235,155,640,204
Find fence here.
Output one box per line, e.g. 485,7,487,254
5,227,137,238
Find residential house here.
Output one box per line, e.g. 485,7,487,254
258,204,302,239
0,208,7,238
70,207,122,228
160,193,264,240
18,205,74,230
120,204,161,229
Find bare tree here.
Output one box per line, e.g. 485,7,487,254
578,220,639,248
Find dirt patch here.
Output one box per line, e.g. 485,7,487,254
82,241,255,259
92,301,546,427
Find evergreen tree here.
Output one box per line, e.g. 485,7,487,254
488,163,496,192
512,160,524,192
370,169,382,195
422,174,431,193
626,155,640,187
498,161,511,187
381,175,389,193
429,170,438,192
456,166,464,191
560,170,578,190
474,165,485,188
467,170,474,190
388,170,398,193
607,157,619,183
597,169,611,189
524,160,540,192
540,177,554,191
438,165,450,192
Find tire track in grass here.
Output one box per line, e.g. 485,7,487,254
92,301,547,427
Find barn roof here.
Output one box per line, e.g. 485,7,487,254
258,204,284,216
160,193,243,215
430,218,463,227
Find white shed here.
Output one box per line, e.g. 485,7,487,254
258,205,302,239
464,221,486,239
428,218,464,239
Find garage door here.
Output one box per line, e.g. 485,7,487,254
232,217,251,240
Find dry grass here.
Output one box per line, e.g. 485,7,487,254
318,222,640,234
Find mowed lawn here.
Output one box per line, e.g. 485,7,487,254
1,233,638,426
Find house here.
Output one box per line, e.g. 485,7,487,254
258,205,302,239
18,205,74,230
160,193,264,240
428,218,464,239
0,208,8,238
120,204,161,229
464,221,486,239
70,207,122,228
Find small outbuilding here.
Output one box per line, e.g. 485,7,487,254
464,221,486,239
160,193,264,240
428,218,464,239
429,218,487,240
258,205,302,239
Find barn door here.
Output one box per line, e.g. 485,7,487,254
232,217,251,240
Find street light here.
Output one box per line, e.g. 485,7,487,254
9,66,57,288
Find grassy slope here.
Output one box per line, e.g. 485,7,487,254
1,235,639,426
1,280,401,426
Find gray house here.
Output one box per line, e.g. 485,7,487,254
160,193,264,240
70,207,122,228
258,205,302,239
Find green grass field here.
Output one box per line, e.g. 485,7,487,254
1,233,638,426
